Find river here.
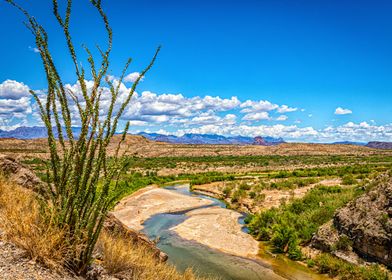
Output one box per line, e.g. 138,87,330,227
139,185,325,280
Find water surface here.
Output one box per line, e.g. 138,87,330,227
142,185,324,280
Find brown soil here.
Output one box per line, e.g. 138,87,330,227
193,178,342,213
1,135,391,161
0,230,80,280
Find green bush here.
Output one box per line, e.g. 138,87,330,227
314,253,389,280
247,185,362,260
231,189,246,203
342,174,357,185
249,191,257,199
334,235,353,251
239,183,252,191
222,186,232,198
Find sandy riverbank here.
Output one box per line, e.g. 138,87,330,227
112,186,213,231
172,206,259,258
112,185,260,259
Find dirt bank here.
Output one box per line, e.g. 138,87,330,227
172,206,259,258
112,186,213,231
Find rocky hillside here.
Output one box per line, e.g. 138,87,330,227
312,173,392,268
366,142,392,150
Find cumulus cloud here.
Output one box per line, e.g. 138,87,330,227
1,79,390,143
335,107,352,115
240,100,278,113
316,121,392,142
277,105,297,113
0,80,30,99
0,80,32,130
124,72,143,83
123,91,241,124
276,115,288,121
174,124,318,139
242,112,270,121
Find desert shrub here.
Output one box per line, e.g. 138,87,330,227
306,259,315,268
314,253,389,280
255,193,266,203
189,173,235,186
342,174,357,185
231,189,246,203
6,0,160,274
239,183,251,191
246,185,362,259
222,186,233,198
334,235,353,251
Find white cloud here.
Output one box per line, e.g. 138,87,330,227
240,100,278,113
124,91,241,123
276,115,288,121
316,121,392,142
1,79,390,143
177,124,318,139
0,80,30,99
28,46,40,53
128,120,148,126
277,105,297,113
242,112,270,121
124,72,143,83
335,107,352,115
0,80,32,129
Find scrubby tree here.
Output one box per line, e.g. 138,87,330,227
5,0,160,274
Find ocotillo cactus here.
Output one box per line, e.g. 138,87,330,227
5,0,160,274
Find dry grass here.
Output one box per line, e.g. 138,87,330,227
96,230,213,280
0,174,70,271
0,174,212,279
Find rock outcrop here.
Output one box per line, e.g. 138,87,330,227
0,154,44,193
312,173,392,268
310,220,339,252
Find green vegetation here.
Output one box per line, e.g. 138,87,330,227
117,154,392,172
246,185,363,259
268,164,382,179
189,172,235,186
6,0,160,274
342,174,358,185
314,253,389,280
334,235,353,251
268,177,318,190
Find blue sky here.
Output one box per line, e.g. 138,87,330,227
0,0,391,142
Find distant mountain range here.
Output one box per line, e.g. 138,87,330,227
331,141,367,146
138,132,285,146
0,126,391,149
366,141,392,150
0,126,82,139
0,127,285,146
